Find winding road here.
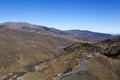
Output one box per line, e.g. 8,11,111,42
53,56,88,80
111,60,119,80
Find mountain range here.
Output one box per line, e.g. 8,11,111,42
0,22,113,42
0,22,119,80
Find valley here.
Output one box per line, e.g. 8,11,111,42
0,22,119,80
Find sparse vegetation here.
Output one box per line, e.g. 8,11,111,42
0,22,120,80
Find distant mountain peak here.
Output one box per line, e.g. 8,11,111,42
1,22,34,27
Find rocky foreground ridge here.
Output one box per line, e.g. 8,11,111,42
1,37,120,80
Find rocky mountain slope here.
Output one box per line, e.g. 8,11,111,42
0,28,76,77
0,36,120,80
0,22,119,80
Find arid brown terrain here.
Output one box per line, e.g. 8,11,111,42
0,28,75,76
0,22,120,80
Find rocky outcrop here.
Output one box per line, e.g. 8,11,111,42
98,37,120,58
2,72,26,80
101,46,120,58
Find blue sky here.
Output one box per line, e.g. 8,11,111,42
0,0,120,34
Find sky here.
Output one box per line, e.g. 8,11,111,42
0,0,120,34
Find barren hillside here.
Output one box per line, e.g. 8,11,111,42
0,28,75,76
